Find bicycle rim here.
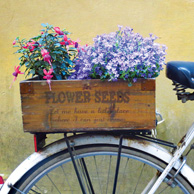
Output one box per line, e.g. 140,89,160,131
10,143,193,194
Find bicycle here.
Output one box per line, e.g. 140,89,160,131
0,61,194,194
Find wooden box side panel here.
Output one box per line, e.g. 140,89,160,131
20,79,155,133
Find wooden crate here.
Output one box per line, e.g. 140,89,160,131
20,78,156,133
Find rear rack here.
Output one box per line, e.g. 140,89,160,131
33,130,177,152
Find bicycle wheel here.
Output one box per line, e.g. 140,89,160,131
9,134,193,194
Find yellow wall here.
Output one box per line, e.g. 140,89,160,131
1,0,194,178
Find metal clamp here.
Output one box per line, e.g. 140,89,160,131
156,111,165,125
8,184,25,194
166,156,187,187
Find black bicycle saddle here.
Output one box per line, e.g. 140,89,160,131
166,61,194,89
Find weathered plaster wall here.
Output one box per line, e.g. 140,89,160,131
0,0,194,178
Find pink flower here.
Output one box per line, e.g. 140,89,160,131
68,40,75,46
12,39,16,45
58,31,64,35
28,41,36,51
63,35,68,41
23,40,36,52
43,54,51,63
12,66,24,80
10,66,24,88
60,37,78,48
54,27,64,35
41,49,49,57
60,38,73,46
43,68,53,91
61,36,80,49
60,41,66,45
54,27,60,33
41,49,53,69
70,38,80,48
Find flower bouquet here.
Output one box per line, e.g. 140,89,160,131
11,24,167,88
11,23,79,90
70,25,167,85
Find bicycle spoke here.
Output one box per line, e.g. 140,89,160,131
31,184,44,193
117,158,129,194
106,155,112,194
133,163,146,194
94,155,103,194
72,146,88,193
29,188,41,194
76,158,87,191
158,185,169,194
80,163,92,194
33,185,42,192
79,158,91,193
60,165,74,194
46,174,61,194
80,158,95,194
141,173,159,194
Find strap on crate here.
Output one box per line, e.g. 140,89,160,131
34,133,47,152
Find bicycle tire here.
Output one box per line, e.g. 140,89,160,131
9,135,193,194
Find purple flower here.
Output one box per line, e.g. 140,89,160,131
70,26,167,84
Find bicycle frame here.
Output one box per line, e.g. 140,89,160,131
146,122,194,194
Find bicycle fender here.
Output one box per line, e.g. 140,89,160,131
1,135,194,193
0,152,47,193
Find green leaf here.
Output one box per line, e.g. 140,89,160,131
25,70,31,78
19,56,24,60
61,71,66,76
57,35,64,38
38,37,44,44
47,24,53,29
31,35,41,41
52,51,62,55
34,61,42,67
30,69,35,76
64,58,74,66
58,47,68,53
61,63,66,68
41,23,47,27
54,43,61,47
50,53,57,60
37,70,44,76
55,74,62,80
68,48,77,52
41,33,47,38
52,63,57,69
24,61,30,67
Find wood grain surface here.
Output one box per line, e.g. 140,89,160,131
20,79,155,133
